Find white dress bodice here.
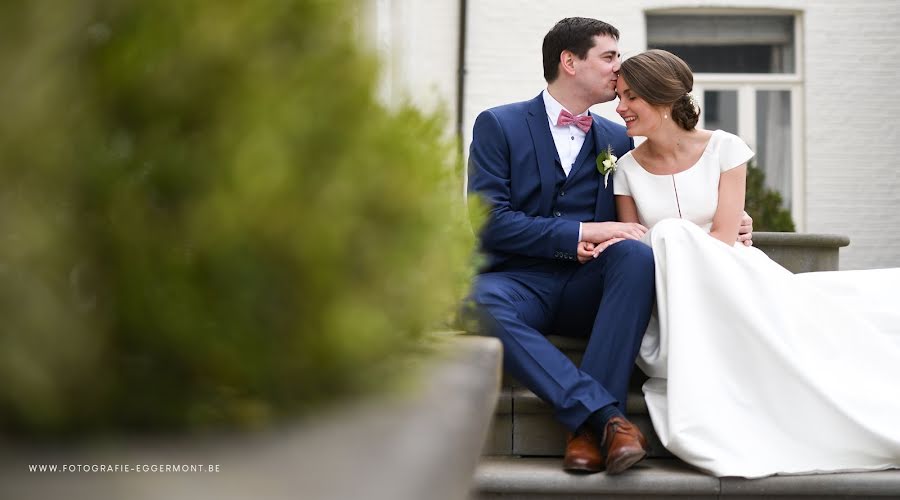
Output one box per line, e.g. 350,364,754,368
613,129,754,231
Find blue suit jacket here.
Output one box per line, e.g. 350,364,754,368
468,93,634,272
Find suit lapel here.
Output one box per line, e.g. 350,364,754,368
525,95,559,216
567,123,595,180
591,118,615,220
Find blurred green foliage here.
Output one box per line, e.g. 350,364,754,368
745,161,795,232
0,0,479,433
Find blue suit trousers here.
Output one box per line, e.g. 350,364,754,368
469,239,655,431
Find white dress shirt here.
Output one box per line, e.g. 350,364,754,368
542,89,588,177
542,89,589,244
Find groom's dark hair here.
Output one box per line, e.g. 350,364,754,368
542,17,620,83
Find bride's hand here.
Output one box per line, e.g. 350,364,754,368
592,237,625,257
738,211,753,246
577,238,626,263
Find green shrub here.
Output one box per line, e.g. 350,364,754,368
745,161,796,232
0,0,478,433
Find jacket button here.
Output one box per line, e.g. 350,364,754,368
559,190,566,197
553,210,561,217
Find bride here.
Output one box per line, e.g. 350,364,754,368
579,49,900,478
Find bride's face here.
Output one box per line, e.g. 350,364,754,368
615,78,666,137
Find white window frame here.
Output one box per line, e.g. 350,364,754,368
648,11,806,230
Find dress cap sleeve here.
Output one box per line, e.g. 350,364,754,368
718,131,755,172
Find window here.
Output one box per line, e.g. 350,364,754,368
647,12,803,225
647,15,795,73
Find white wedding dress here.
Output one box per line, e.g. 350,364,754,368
614,129,900,478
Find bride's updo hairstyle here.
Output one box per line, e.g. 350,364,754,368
618,49,699,131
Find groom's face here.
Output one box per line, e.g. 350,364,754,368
573,35,621,105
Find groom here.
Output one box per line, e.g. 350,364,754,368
467,17,751,475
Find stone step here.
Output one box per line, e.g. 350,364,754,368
512,386,647,416
484,387,669,458
490,335,662,457
472,456,900,499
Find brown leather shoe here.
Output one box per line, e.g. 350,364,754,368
601,416,649,475
563,428,604,473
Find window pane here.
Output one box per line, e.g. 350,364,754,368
647,15,795,73
703,90,738,135
652,45,787,73
756,90,792,208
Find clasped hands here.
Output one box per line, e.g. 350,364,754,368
577,222,647,263
577,213,754,264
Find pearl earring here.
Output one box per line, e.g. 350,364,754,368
663,114,668,119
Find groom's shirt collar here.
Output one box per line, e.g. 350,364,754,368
542,89,591,127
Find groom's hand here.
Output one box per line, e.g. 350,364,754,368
738,211,753,246
582,221,647,244
577,241,596,263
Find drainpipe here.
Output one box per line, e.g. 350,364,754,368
456,0,468,153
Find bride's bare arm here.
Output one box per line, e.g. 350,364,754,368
616,195,640,223
710,164,748,245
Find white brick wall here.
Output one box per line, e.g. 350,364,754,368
461,0,900,269
365,0,460,120
802,1,900,269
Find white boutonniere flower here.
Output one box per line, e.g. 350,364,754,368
596,146,617,188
